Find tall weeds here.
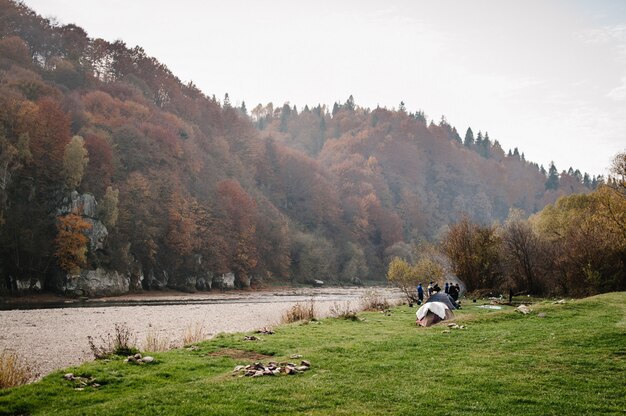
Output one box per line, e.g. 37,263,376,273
282,299,317,323
144,327,171,352
0,350,36,388
182,322,205,346
359,290,390,311
88,323,139,359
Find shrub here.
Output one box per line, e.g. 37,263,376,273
0,350,37,388
282,299,316,323
329,301,360,321
88,323,139,359
359,290,390,311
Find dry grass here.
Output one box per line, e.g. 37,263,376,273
182,321,205,346
282,299,317,323
143,327,171,352
329,301,360,321
359,289,390,311
0,350,37,389
88,323,139,359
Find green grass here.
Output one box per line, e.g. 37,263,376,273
1,293,625,415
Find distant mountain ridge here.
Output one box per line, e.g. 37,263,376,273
0,0,592,294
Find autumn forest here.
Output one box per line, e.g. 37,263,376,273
0,0,623,297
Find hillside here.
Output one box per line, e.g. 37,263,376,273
0,0,593,295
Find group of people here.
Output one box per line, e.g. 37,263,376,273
416,281,461,304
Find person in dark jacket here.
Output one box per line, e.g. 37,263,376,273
417,283,424,304
449,284,459,301
444,282,449,294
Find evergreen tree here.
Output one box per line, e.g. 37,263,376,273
344,95,355,111
464,127,475,147
399,101,406,113
451,127,462,144
583,172,591,188
546,162,559,190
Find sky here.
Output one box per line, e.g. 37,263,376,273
23,0,626,176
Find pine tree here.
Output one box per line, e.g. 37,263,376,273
545,162,559,190
464,127,475,147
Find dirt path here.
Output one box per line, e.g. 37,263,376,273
0,287,401,378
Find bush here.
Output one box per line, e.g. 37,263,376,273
359,290,390,311
282,299,316,323
88,323,139,359
0,350,37,388
329,301,360,321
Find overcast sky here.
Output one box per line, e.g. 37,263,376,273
23,0,626,176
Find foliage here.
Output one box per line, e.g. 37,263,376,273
54,214,92,274
62,135,88,189
531,186,626,295
386,257,419,303
441,216,502,291
97,186,119,228
0,0,600,291
0,293,625,414
499,209,546,294
0,350,36,389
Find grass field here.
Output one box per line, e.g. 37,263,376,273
1,293,625,415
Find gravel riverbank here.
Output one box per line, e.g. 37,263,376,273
0,287,402,378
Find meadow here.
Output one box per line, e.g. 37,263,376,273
1,293,624,415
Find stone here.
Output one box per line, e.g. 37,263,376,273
516,305,531,315
84,218,108,251
64,268,130,297
57,191,97,218
144,269,168,290
64,373,74,380
233,365,245,372
244,335,261,341
141,356,155,363
300,360,311,367
296,366,309,372
195,273,213,291
212,272,235,290
312,279,324,288
537,313,547,318
442,330,451,334
290,354,303,359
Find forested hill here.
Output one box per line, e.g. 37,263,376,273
0,0,592,293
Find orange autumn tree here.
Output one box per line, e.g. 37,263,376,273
54,214,92,274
